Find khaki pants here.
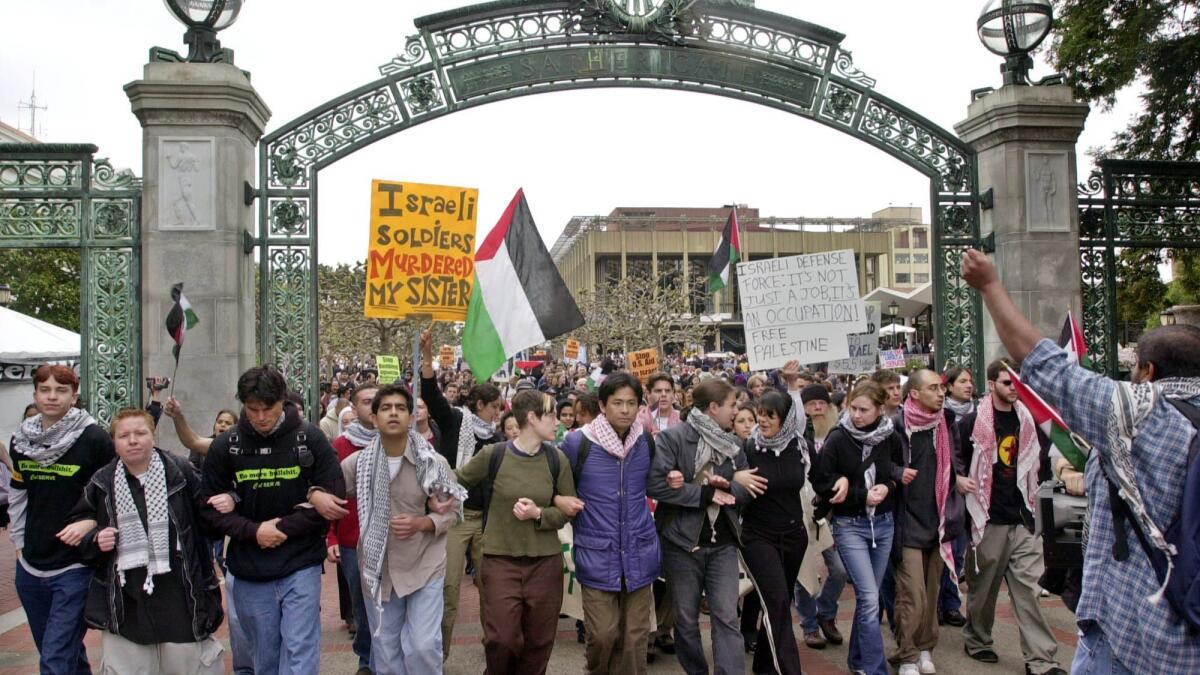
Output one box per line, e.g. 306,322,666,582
582,584,654,675
890,546,943,665
100,632,223,675
442,507,485,660
964,524,1059,672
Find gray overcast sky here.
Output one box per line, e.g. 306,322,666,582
2,1,1142,266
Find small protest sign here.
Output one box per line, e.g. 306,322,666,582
879,349,907,370
628,349,659,383
439,346,455,369
828,301,881,375
376,355,401,383
738,250,867,371
564,339,581,362
365,180,479,321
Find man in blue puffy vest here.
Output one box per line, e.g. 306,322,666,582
560,371,661,675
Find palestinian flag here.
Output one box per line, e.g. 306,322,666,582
587,366,606,393
165,282,199,362
1059,312,1096,371
707,208,742,293
1005,364,1090,472
463,189,585,383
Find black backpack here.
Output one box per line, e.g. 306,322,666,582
1108,399,1200,632
480,442,562,533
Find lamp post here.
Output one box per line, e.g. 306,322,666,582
154,0,245,63
976,0,1055,86
887,300,900,349
0,284,11,308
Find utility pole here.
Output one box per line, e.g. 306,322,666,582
18,73,47,138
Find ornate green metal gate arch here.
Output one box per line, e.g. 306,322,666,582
0,144,142,424
256,0,981,404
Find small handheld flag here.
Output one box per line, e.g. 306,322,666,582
1005,363,1090,472
165,283,199,363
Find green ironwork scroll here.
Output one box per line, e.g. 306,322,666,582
257,0,981,405
0,144,142,425
1078,159,1200,376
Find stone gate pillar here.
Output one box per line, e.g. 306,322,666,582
955,85,1089,363
126,63,270,451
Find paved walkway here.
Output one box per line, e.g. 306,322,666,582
0,531,1078,674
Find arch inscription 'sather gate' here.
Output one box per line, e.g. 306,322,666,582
255,0,982,407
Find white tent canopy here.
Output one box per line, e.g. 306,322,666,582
863,282,932,320
880,323,918,336
0,305,80,361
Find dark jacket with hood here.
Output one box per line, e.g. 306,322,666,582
72,449,223,643
199,403,345,582
420,374,502,510
891,409,965,561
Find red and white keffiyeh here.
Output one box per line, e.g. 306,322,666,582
903,395,957,583
584,414,645,461
966,397,1040,547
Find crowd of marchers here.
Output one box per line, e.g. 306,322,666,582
5,249,1200,675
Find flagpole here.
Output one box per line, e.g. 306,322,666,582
169,357,179,400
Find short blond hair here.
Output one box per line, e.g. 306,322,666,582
109,408,156,436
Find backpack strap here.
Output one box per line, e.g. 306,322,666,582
574,435,592,487
480,443,505,533
546,442,561,501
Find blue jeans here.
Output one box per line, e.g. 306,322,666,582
832,512,894,675
364,576,444,675
339,546,372,668
14,565,91,675
794,546,848,633
937,531,966,614
223,565,255,675
662,543,743,675
1071,624,1137,675
231,564,323,675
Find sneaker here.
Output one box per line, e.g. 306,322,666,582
819,618,843,645
804,630,826,649
965,645,999,663
898,663,920,675
918,650,936,674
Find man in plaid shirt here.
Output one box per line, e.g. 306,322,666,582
962,249,1200,674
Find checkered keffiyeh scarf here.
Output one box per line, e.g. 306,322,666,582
583,414,644,461
837,412,895,518
1108,377,1200,603
967,397,1040,547
752,393,808,458
686,408,742,480
341,419,376,449
114,451,172,594
13,407,95,467
357,429,467,607
903,396,958,583
456,407,495,469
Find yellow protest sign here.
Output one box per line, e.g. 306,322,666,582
376,355,401,383
365,180,479,321
439,346,455,369
628,349,659,383
564,339,580,361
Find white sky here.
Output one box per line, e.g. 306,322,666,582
1,1,1144,266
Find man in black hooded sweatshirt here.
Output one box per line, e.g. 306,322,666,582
200,365,345,675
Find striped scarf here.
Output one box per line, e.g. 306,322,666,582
114,451,172,594
903,396,957,582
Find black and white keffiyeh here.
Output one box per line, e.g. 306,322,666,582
944,397,977,419
837,413,895,518
751,391,808,458
1108,377,1200,602
114,451,172,594
341,420,376,449
13,407,95,467
686,408,742,480
455,407,495,469
357,429,467,606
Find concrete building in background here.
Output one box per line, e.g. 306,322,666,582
551,205,932,351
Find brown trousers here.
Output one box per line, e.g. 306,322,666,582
890,546,943,665
479,554,564,675
582,583,654,675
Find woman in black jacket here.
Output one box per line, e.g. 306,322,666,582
811,381,902,675
69,409,224,673
739,381,812,675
